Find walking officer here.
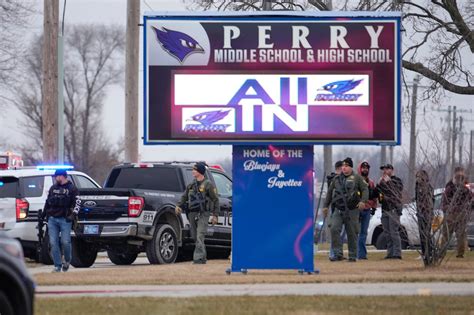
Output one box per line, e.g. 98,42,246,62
43,169,79,272
323,157,369,262
175,162,219,264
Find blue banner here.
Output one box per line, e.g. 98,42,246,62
232,145,314,272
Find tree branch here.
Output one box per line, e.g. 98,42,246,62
402,60,474,94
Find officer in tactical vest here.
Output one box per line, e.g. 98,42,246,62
323,157,368,262
175,162,219,264
43,169,79,272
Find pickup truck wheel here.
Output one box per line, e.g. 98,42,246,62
71,239,98,268
146,224,178,264
107,250,138,265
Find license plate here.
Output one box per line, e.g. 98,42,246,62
84,225,99,234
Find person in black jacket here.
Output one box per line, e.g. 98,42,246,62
376,164,404,260
441,167,472,258
43,169,79,272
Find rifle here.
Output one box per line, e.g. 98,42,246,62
36,209,46,258
188,181,207,213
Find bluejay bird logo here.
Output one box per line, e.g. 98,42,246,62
184,110,232,133
152,27,204,63
315,79,364,102
189,110,230,126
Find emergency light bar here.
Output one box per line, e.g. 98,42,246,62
0,182,4,187
36,165,74,171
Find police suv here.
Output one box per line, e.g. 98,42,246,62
0,166,100,263
72,162,232,267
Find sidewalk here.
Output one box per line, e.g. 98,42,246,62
36,282,474,298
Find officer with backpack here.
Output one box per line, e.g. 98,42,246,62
323,157,368,262
176,162,219,264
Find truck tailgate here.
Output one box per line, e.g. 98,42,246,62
78,189,131,221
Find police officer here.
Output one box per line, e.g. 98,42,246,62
323,157,368,262
43,169,79,272
376,164,404,260
175,162,219,264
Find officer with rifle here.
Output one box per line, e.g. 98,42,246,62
40,169,79,272
323,157,368,262
175,162,219,264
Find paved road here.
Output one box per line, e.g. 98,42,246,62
36,282,474,298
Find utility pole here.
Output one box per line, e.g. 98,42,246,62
262,0,272,10
323,146,333,175
433,106,472,179
323,0,333,177
42,0,59,163
58,1,66,164
469,130,473,179
407,75,420,197
458,116,463,166
446,106,451,180
124,0,140,163
452,106,457,170
380,146,387,165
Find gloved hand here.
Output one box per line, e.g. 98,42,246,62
357,202,365,210
370,208,377,216
322,207,329,217
211,215,218,225
66,210,77,223
175,206,182,215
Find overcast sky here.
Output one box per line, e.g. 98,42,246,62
1,0,472,165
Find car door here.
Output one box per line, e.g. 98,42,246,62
19,176,49,241
210,171,232,229
0,176,19,231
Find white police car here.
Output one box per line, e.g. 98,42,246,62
367,189,445,249
0,165,100,263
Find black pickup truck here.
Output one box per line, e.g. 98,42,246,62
71,162,232,267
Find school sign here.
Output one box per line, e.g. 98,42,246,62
143,12,401,145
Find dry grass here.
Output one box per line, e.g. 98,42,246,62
35,296,474,315
34,251,474,286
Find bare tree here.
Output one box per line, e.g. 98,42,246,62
0,0,34,99
63,24,125,174
11,25,125,183
401,0,473,96
187,0,473,96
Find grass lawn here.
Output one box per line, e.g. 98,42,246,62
35,296,474,315
33,250,474,286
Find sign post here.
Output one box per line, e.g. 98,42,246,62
231,145,314,273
